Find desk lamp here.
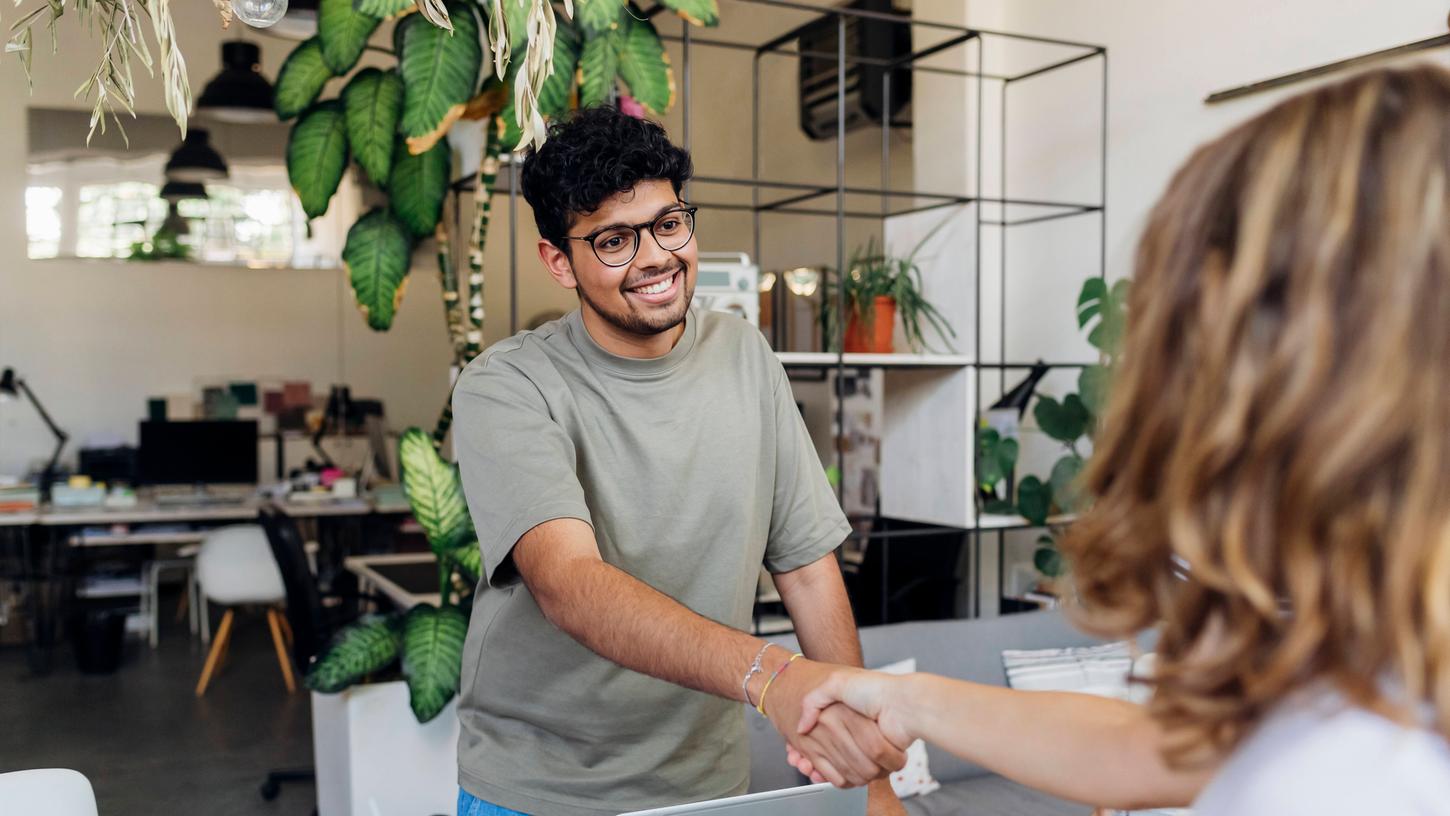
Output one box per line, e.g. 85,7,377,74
0,368,69,501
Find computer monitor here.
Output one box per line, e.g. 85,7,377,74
138,420,259,487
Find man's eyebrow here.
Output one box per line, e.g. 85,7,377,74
588,202,684,234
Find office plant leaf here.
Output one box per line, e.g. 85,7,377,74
497,18,580,150
304,614,401,693
343,208,413,330
1033,536,1065,579
399,428,475,556
1078,364,1110,420
616,15,673,115
287,101,350,218
1077,277,1130,354
449,542,482,585
401,604,468,722
388,138,451,237
343,68,403,183
320,0,382,74
1017,476,1052,527
575,0,623,35
579,27,621,108
1048,454,1085,513
275,38,335,120
1034,394,1090,445
396,3,483,140
356,0,414,16
659,0,718,26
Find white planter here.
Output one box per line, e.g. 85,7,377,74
312,681,460,816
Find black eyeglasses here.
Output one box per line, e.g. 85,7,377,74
565,206,698,267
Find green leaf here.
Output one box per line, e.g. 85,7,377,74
1076,278,1107,329
660,0,718,26
616,14,673,114
1078,364,1110,419
275,38,335,120
304,614,401,693
539,17,582,119
396,2,483,139
320,0,382,74
1033,536,1065,578
287,101,349,219
976,428,1003,490
399,428,474,554
1048,454,1085,513
1078,276,1130,354
1034,394,1090,444
343,208,414,331
575,0,624,35
449,542,482,584
401,604,469,723
356,0,413,16
343,68,403,183
579,28,620,108
997,436,1019,479
388,138,451,237
504,0,531,59
1017,476,1052,527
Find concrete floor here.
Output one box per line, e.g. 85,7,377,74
0,600,317,816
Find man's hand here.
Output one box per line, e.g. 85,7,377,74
757,655,906,788
868,779,907,816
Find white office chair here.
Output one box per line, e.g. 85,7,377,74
193,524,295,697
0,768,99,816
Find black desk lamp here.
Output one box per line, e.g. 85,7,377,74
0,368,69,500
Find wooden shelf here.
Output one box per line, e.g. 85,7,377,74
776,352,974,368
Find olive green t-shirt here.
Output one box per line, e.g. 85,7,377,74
450,307,849,816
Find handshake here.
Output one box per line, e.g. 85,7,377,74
749,645,913,790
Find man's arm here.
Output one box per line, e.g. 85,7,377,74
511,517,905,787
772,554,906,816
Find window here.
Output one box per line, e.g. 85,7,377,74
26,156,350,268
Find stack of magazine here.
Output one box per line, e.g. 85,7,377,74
0,484,40,514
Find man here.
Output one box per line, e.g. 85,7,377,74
451,106,906,816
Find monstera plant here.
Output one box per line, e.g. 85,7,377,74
975,276,1129,579
304,428,483,722
278,0,711,446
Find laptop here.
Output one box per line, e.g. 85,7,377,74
619,784,867,815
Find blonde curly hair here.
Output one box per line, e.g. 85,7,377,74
1062,64,1450,764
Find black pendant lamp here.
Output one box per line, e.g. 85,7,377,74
164,129,229,183
160,180,209,202
197,41,275,124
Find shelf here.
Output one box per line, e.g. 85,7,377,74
974,512,1078,531
70,530,207,548
777,352,973,368
751,614,795,636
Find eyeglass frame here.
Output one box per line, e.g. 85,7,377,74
562,205,699,267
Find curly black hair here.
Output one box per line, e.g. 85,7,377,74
520,106,694,250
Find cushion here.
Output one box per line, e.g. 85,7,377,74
873,658,941,800
1001,641,1137,700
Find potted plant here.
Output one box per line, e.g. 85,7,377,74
304,427,481,815
984,275,1129,581
820,236,955,354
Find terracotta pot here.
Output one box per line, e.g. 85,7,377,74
844,296,896,353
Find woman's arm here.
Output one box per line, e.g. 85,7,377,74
797,669,1214,811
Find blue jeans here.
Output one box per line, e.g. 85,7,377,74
458,787,531,816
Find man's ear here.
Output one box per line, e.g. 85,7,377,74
538,239,578,290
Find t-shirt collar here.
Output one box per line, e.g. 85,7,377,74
567,307,699,378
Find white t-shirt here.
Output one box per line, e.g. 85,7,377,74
1193,687,1450,815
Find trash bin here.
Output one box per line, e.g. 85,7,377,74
71,608,127,674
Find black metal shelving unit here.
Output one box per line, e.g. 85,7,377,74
465,0,1108,624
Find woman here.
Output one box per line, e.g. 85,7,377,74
796,64,1450,814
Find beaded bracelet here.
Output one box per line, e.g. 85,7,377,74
755,653,803,718
741,642,775,706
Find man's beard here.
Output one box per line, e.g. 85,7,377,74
578,263,695,337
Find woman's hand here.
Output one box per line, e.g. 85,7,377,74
789,668,915,781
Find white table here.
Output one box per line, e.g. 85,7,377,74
344,552,441,608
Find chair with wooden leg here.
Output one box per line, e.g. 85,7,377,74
193,524,294,697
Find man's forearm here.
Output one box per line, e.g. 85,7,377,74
531,554,764,702
902,675,1209,810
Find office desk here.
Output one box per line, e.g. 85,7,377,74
344,553,441,608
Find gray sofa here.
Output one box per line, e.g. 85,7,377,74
746,610,1104,816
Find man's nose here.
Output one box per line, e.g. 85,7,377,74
634,228,673,268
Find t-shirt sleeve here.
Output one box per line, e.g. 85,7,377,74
763,358,852,573
451,357,593,588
